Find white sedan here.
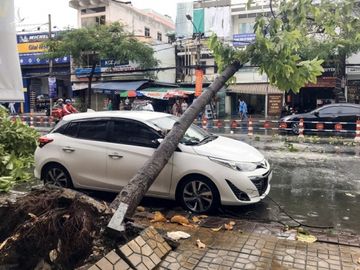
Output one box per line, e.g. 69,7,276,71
34,111,271,213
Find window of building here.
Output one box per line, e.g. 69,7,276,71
239,23,254,34
157,32,162,41
81,7,106,14
81,15,106,27
145,27,150,37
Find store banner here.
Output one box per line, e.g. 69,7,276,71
48,77,57,98
19,53,70,66
0,0,24,102
195,69,204,97
17,42,47,53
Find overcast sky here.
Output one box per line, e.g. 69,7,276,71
14,0,187,32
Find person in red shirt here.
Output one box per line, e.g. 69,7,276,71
62,99,78,116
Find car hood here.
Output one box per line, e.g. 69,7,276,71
192,136,264,162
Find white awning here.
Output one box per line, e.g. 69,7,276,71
0,0,24,102
227,83,283,95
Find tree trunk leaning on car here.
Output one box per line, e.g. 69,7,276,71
109,0,360,229
109,61,242,220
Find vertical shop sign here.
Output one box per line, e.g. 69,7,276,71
195,69,204,97
48,77,57,98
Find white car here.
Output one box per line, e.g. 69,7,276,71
34,111,271,213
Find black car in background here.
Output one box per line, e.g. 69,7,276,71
279,103,360,135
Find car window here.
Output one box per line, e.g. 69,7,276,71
109,119,160,147
77,120,108,141
319,106,340,116
62,122,79,137
341,106,360,115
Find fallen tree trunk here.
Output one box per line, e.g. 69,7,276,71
109,61,242,226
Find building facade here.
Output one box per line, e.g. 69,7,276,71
17,31,72,113
69,0,176,110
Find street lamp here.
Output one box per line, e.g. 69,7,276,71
185,14,201,68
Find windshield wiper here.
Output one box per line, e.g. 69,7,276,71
198,134,218,145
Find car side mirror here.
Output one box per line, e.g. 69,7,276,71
152,138,163,146
314,111,319,117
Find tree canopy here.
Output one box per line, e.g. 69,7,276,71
45,22,158,68
209,0,360,92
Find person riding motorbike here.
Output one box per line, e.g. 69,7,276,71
62,99,78,116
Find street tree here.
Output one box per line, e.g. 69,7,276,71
107,0,360,228
44,22,158,109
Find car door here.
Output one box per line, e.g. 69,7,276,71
317,106,340,130
106,118,173,196
339,105,360,131
58,119,109,189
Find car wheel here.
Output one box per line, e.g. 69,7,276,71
42,164,73,188
178,176,220,214
291,122,300,135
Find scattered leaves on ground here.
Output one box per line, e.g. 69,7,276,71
196,239,206,249
171,215,190,226
211,226,223,232
150,211,167,223
224,221,236,231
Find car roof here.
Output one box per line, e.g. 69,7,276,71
319,103,360,109
62,111,171,122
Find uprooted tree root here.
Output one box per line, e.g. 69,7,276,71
0,186,121,270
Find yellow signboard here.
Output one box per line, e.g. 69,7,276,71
17,42,47,53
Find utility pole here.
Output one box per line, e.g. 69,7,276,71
48,14,53,116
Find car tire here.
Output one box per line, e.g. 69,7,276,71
177,176,220,214
291,122,300,135
42,163,73,188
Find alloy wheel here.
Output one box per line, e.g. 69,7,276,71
291,122,300,135
45,167,70,187
182,180,213,213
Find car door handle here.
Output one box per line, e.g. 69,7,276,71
108,153,123,159
62,146,75,153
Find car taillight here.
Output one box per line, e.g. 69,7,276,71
38,136,53,148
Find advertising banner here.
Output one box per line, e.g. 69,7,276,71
0,0,24,102
195,69,204,97
48,77,57,98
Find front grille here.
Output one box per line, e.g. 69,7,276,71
226,180,250,201
251,177,268,196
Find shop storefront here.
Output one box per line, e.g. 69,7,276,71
346,66,360,104
226,83,284,118
17,32,71,113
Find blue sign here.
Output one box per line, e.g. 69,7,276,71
233,33,256,47
100,59,129,68
48,77,57,98
17,31,60,43
19,53,70,66
75,67,102,77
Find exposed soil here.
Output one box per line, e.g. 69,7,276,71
0,186,124,270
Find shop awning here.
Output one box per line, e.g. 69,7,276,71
139,87,195,100
72,83,88,91
227,83,283,95
92,81,148,91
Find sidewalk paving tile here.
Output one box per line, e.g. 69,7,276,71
89,250,131,270
140,226,172,259
119,235,161,270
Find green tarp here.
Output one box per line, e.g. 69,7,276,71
193,9,204,34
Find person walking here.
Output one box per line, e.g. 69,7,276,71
8,102,16,115
107,99,113,111
239,98,248,120
181,99,188,114
172,100,181,116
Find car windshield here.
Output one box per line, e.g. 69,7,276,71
149,116,216,145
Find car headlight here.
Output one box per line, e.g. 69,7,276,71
208,157,258,172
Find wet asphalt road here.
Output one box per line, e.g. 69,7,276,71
134,139,360,234
262,149,360,234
